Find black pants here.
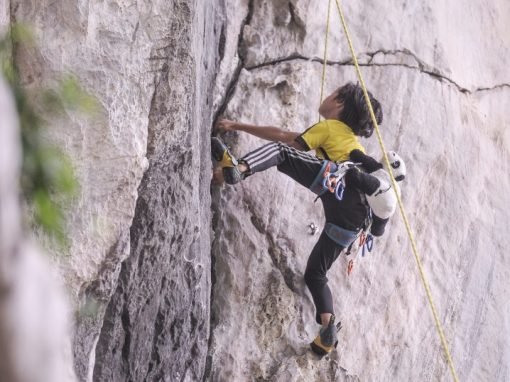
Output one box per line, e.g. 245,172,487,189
242,142,346,324
305,232,344,324
242,141,323,188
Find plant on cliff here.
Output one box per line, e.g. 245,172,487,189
1,25,97,245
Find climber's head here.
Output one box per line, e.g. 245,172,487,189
383,151,406,182
319,88,344,121
330,82,383,138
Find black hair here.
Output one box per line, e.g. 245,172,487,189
335,82,383,138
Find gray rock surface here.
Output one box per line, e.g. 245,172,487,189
5,0,222,380
208,0,510,381
2,0,509,381
92,2,221,379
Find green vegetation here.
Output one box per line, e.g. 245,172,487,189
1,25,97,245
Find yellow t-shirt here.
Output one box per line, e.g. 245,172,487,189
297,120,365,162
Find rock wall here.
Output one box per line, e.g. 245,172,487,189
5,0,222,381
92,1,221,381
2,0,509,381
208,0,510,381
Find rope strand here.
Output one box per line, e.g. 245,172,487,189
330,1,459,381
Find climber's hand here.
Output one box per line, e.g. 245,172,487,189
216,118,237,132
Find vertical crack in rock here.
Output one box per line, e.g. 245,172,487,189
266,234,300,294
146,63,168,157
202,195,218,382
287,1,306,38
213,0,254,123
94,1,218,381
119,303,132,369
217,24,226,62
204,2,255,381
144,278,166,382
73,235,129,381
244,198,301,294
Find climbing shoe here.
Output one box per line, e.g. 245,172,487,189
310,315,340,356
211,137,245,185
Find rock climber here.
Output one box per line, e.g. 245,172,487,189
212,82,406,356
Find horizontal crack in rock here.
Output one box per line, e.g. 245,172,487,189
245,50,509,95
367,48,424,67
474,83,510,92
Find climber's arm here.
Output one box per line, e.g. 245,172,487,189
216,118,300,146
349,149,382,173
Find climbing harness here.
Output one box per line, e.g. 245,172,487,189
320,2,459,380
324,222,358,248
309,160,358,201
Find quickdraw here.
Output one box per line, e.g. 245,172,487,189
320,161,357,201
347,259,354,275
323,170,346,201
362,233,374,257
346,231,374,275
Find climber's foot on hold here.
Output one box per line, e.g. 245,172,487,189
310,315,339,357
212,166,225,185
211,137,245,185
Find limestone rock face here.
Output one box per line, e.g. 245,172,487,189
3,0,510,381
92,1,220,379
6,0,222,380
208,0,510,381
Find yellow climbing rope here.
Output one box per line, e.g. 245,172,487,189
329,1,460,381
